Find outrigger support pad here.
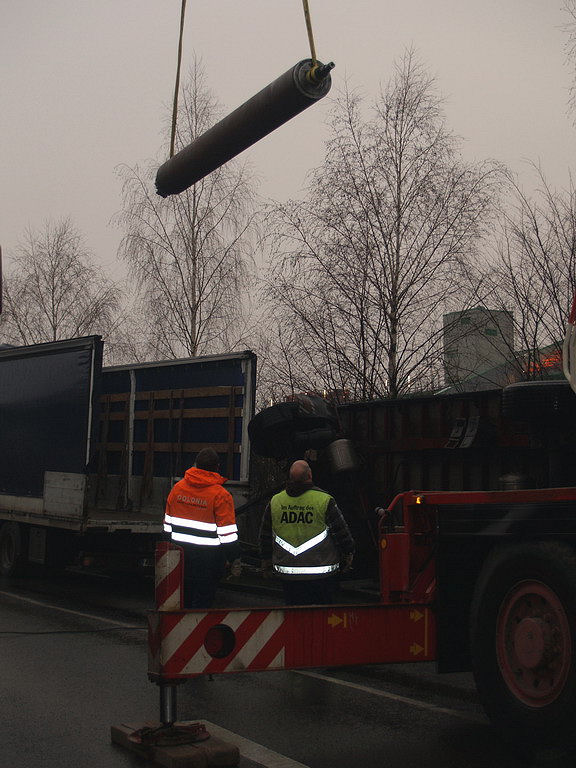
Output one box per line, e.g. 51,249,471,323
155,58,334,197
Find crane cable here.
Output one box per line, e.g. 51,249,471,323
168,0,320,159
301,0,319,77
169,0,187,159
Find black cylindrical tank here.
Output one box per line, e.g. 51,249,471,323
155,59,333,197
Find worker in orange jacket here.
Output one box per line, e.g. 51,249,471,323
164,447,241,608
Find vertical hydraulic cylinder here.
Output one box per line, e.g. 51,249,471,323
159,683,178,726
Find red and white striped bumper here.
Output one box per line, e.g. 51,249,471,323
148,604,436,681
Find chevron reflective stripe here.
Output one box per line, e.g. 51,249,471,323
275,563,338,575
274,528,328,556
165,515,217,532
163,523,172,533
154,542,183,611
153,609,287,677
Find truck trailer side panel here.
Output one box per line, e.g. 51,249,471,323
0,335,102,507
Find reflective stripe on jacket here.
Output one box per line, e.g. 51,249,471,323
164,466,238,548
270,488,340,580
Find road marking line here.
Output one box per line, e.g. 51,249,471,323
293,670,485,723
203,721,311,768
0,590,143,628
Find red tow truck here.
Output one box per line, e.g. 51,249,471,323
372,301,576,756
146,307,576,762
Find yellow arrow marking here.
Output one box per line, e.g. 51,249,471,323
410,610,424,622
327,613,348,628
410,642,424,656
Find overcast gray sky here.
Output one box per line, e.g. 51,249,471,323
1,1,573,275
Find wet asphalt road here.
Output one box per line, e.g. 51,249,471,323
0,569,539,768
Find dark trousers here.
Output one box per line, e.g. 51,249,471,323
183,545,226,609
282,577,337,606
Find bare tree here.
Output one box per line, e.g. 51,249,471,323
0,218,122,351
249,319,306,408
263,51,502,401
116,60,256,360
477,166,576,380
565,1,576,118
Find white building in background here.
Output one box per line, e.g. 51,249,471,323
443,307,514,390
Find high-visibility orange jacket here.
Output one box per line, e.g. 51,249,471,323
164,467,239,558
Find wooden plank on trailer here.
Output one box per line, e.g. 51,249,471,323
101,408,243,421
100,386,244,404
101,442,241,453
227,387,236,478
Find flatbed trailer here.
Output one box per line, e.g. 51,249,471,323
0,336,256,575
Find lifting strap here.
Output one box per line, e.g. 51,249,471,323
301,0,318,68
167,0,322,160
170,0,187,159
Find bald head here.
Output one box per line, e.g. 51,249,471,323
289,460,312,484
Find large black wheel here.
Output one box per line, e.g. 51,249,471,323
470,541,576,762
0,522,27,576
248,395,338,459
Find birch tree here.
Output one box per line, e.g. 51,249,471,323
565,1,576,119
263,51,501,401
0,218,121,350
117,61,256,360
478,167,576,380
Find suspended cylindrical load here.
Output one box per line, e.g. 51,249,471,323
155,58,334,197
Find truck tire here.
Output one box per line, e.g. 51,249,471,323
470,541,576,761
248,395,338,458
0,522,27,577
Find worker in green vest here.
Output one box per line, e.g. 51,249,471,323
259,459,355,605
